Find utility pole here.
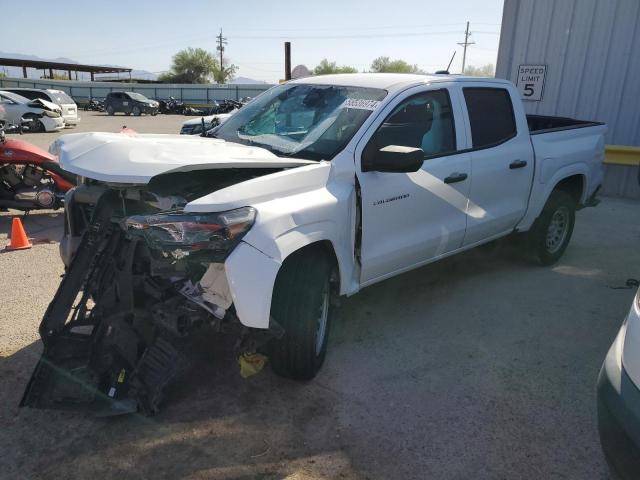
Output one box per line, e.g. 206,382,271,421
284,42,292,80
457,21,475,74
216,29,228,81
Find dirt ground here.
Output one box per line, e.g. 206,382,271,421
1,114,639,479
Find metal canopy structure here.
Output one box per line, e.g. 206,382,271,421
0,57,132,81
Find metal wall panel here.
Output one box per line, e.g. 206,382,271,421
496,0,640,146
0,77,272,104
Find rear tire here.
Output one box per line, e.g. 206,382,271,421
526,190,576,265
270,251,333,380
106,105,115,116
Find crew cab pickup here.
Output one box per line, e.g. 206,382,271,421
22,74,606,415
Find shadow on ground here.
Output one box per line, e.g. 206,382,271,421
1,198,638,479
0,237,623,480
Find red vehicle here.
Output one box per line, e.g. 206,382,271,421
0,127,76,211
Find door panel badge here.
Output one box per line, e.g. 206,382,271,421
372,193,409,206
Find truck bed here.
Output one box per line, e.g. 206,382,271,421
513,118,606,231
527,115,604,135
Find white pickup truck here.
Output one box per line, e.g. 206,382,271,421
22,74,606,415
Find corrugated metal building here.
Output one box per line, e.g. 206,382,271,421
496,0,640,198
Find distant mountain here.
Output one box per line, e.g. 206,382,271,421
0,52,157,81
228,76,268,85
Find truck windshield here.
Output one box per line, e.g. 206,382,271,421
212,83,387,160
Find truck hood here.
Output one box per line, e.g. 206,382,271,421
52,132,316,183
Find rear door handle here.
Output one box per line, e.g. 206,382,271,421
509,159,528,169
444,172,468,184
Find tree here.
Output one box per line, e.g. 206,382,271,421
213,57,238,84
464,64,495,77
159,48,218,84
313,59,358,75
370,56,422,74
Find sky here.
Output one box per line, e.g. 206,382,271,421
0,0,504,83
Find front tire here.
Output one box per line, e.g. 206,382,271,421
106,105,115,116
526,190,576,265
24,114,44,133
132,106,142,116
270,252,333,380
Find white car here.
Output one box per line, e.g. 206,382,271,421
0,91,64,132
598,285,640,479
25,74,606,414
180,110,236,135
3,88,80,126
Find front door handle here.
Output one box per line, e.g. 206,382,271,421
444,172,468,184
509,159,528,169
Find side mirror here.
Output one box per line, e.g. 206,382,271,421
362,145,424,173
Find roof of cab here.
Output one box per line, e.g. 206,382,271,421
289,73,512,92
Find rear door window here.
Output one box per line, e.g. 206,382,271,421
48,91,75,105
463,88,517,148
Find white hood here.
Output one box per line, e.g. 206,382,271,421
53,132,315,184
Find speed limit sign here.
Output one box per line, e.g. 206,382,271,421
517,64,547,101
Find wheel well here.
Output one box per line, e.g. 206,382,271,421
553,175,584,205
280,241,341,292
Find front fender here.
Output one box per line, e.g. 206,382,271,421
224,183,358,329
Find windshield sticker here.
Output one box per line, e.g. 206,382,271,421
341,98,381,111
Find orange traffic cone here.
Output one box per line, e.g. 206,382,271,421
5,217,32,251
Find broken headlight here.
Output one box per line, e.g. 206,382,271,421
125,206,256,258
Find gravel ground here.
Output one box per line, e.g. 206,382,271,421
1,115,639,479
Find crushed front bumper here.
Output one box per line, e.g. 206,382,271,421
21,192,214,415
22,187,276,416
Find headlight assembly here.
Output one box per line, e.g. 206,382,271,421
125,206,256,260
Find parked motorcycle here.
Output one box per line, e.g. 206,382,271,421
158,97,186,114
84,98,105,112
209,99,244,114
0,125,76,211
183,106,208,116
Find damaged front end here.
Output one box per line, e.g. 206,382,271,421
28,98,63,116
21,172,275,416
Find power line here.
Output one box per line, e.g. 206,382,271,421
229,30,499,40
64,27,500,59
225,22,486,32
